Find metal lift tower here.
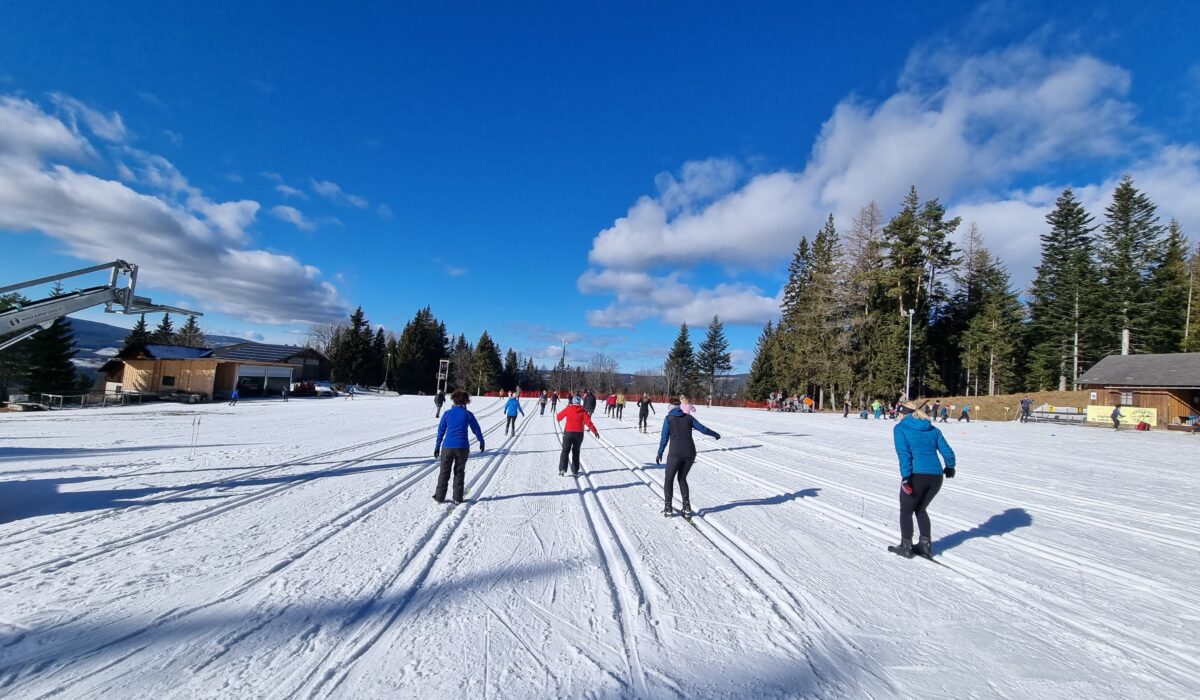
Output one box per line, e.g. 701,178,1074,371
0,259,201,352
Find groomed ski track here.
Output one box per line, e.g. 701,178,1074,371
1,397,1196,698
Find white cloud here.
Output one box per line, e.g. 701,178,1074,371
310,178,368,208
49,93,128,143
377,203,394,220
275,183,307,199
225,172,244,184
446,266,467,277
583,42,1198,324
261,171,283,182
270,204,317,231
0,94,346,325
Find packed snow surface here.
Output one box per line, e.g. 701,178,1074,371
0,397,1197,698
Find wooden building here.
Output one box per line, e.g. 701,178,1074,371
101,342,325,400
1078,353,1200,426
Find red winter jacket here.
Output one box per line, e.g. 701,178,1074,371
556,405,598,435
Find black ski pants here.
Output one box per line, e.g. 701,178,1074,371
560,431,584,474
664,455,696,506
435,404,443,418
616,404,624,420
959,411,970,422
539,402,546,415
505,415,518,435
435,448,469,503
638,411,651,431
900,473,943,541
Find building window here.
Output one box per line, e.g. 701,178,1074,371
1120,391,1133,404
162,375,176,387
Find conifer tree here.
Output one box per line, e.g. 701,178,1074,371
331,307,371,384
502,349,519,391
664,323,697,397
0,293,31,402
152,313,176,344
696,315,733,401
26,285,78,396
450,334,474,390
1185,244,1200,352
370,327,387,386
124,314,150,348
1097,175,1165,354
842,203,886,404
959,253,1024,395
1145,219,1190,353
175,315,206,348
470,331,503,393
746,321,780,401
1026,188,1103,390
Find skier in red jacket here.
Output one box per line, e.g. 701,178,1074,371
556,396,599,476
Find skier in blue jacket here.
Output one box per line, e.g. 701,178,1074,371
503,392,524,435
433,390,486,504
889,399,956,558
656,398,720,518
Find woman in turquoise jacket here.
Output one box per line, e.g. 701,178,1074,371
889,399,956,558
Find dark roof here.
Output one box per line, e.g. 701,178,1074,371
1078,353,1200,388
211,342,326,363
116,343,213,360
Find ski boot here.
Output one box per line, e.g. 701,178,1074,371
888,539,914,558
662,504,673,518
681,501,693,519
559,469,567,477
912,536,934,559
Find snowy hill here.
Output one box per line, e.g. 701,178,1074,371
0,399,1195,697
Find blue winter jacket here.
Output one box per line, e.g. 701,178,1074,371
504,397,524,417
893,416,956,478
437,405,485,450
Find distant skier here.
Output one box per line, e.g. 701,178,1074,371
345,385,356,401
606,393,617,417
433,390,485,505
1019,395,1033,423
871,399,882,419
656,397,720,518
679,394,697,415
434,389,446,418
583,390,597,416
539,390,548,415
503,392,524,435
550,391,559,413
229,388,239,406
843,399,850,418
889,400,956,559
1111,405,1123,431
616,392,626,420
637,393,656,433
556,396,599,476
939,405,949,423
958,403,970,422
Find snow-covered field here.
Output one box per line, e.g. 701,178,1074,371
1,397,1197,699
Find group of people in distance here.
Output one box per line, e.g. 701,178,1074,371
428,387,957,558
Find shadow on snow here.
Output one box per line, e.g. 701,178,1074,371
934,508,1033,553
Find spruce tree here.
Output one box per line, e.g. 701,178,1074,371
959,254,1024,395
1186,244,1200,352
331,307,371,384
152,313,176,344
470,331,503,393
1097,175,1165,354
26,286,78,397
842,203,885,404
175,315,206,348
450,334,474,390
1145,219,1190,353
1026,188,1102,390
696,315,733,401
124,314,150,348
665,323,698,397
502,349,519,391
0,293,31,402
370,327,387,386
746,321,780,401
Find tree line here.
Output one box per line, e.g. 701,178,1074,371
309,306,549,394
746,176,1199,406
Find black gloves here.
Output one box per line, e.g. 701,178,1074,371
478,441,485,453
433,448,440,458
713,432,721,440
944,467,956,479
655,454,662,465
901,477,913,495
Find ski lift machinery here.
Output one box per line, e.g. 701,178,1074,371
0,259,201,351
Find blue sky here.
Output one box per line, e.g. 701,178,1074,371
2,1,1197,372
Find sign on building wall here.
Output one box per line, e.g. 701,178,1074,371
1085,405,1157,424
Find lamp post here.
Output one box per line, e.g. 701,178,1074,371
904,308,916,400
560,339,568,392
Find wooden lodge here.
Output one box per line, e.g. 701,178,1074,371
1077,353,1200,426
